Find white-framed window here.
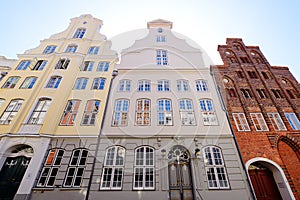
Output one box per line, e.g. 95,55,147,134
0,99,24,124
64,149,88,187
73,28,86,39
81,100,100,125
158,80,170,91
136,99,150,126
133,146,155,190
138,80,151,92
240,88,252,98
119,79,131,92
100,146,125,190
156,35,166,42
156,50,168,65
97,62,109,72
179,99,196,125
43,45,56,54
55,58,70,69
285,113,300,130
203,146,229,189
199,99,218,125
20,77,37,89
196,80,208,92
158,99,172,125
46,76,62,89
16,60,31,70
232,113,250,131
250,113,269,131
73,77,88,90
112,99,129,126
177,79,189,92
267,113,287,131
2,76,20,88
81,61,94,71
91,77,106,90
88,46,99,55
32,60,47,70
65,45,78,53
27,98,52,124
37,149,64,187
60,100,81,126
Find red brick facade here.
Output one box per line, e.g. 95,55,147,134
211,38,300,199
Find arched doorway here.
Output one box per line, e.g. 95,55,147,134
0,144,34,200
167,145,194,200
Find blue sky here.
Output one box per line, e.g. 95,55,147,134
1,0,299,80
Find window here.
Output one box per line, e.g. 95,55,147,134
240,57,250,63
136,99,150,126
138,80,151,92
133,146,155,190
250,113,268,131
271,89,283,98
97,62,109,72
65,45,78,53
32,60,47,70
267,113,286,131
37,149,64,187
285,113,300,130
0,99,24,124
199,99,218,125
81,100,100,125
179,99,196,125
91,77,106,90
81,61,94,71
203,146,229,189
64,149,88,187
88,46,99,55
157,99,172,125
46,76,62,89
55,58,70,69
227,88,236,97
232,113,250,131
196,80,208,92
177,80,189,92
156,50,168,65
73,78,88,90
119,80,131,92
158,80,170,91
16,60,31,70
27,98,52,124
112,99,129,126
100,146,125,190
247,71,258,79
20,77,37,89
236,71,244,79
73,28,86,39
261,71,271,79
156,35,166,42
60,100,81,125
43,45,56,54
286,89,296,99
2,76,20,88
256,89,267,99
240,88,252,98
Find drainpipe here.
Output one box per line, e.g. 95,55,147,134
210,69,256,200
85,69,118,200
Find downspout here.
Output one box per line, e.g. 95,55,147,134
210,69,256,200
85,69,118,200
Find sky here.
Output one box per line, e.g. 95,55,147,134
1,0,299,80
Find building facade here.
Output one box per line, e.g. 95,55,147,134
0,14,118,200
86,20,253,200
211,38,300,200
0,56,16,81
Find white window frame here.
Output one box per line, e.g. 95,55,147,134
0,99,23,124
136,99,151,126
232,113,250,131
55,58,70,70
118,79,131,92
133,146,155,190
267,113,287,131
43,45,56,54
91,77,106,90
179,99,196,125
32,60,47,70
112,99,129,126
20,77,37,89
97,62,109,72
285,113,300,130
100,146,125,190
177,79,189,92
156,50,168,65
73,77,88,90
73,28,86,38
203,146,229,189
199,99,218,125
196,80,208,92
46,76,62,89
60,100,81,125
250,113,269,131
138,80,151,92
16,60,31,70
156,35,166,42
27,98,52,124
81,61,94,71
158,80,170,91
81,100,100,125
65,45,78,53
2,76,20,88
157,99,173,126
88,46,99,55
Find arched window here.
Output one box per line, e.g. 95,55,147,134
20,76,38,89
100,146,125,190
81,99,100,125
199,99,218,125
157,99,172,125
0,99,24,124
203,146,229,189
112,99,129,126
27,98,52,124
2,76,20,88
133,146,155,190
118,79,131,92
46,76,62,88
136,99,151,126
60,99,81,125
